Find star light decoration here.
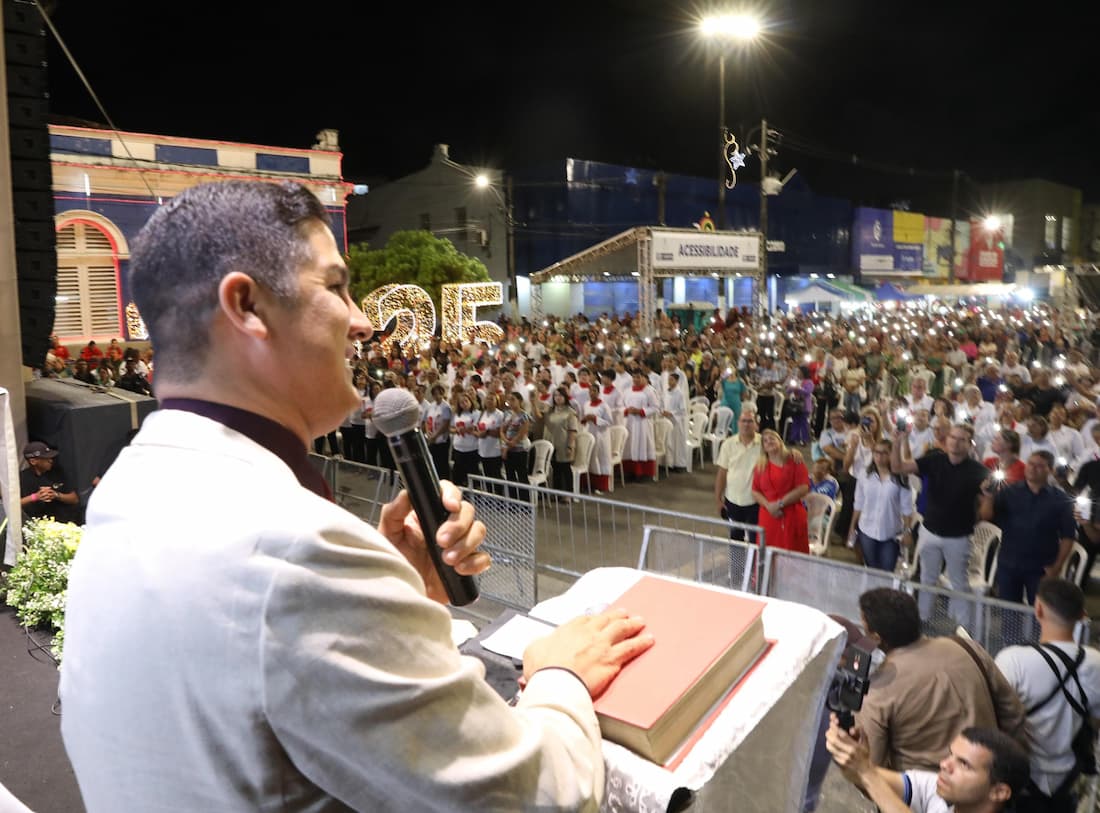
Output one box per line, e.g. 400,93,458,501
724,130,746,189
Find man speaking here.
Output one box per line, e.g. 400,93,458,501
60,181,652,811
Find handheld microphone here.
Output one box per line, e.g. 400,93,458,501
372,388,480,606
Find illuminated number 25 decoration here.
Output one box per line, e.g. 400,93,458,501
125,281,505,350
440,282,504,346
360,284,437,355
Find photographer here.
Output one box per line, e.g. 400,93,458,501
994,578,1100,812
827,718,1029,813
853,589,1026,772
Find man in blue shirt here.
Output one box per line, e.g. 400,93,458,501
979,450,1077,605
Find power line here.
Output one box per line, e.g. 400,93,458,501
34,0,159,202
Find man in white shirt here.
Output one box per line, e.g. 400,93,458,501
524,338,545,366
994,578,1100,810
1001,351,1032,385
905,376,934,414
715,409,762,543
59,180,653,811
1019,415,1059,462
827,719,1030,813
907,409,935,460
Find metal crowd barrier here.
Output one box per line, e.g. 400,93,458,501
466,475,766,608
311,454,1068,655
759,548,1048,653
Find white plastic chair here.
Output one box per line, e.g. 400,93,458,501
570,431,595,495
703,406,734,463
608,425,629,491
527,439,553,489
1060,540,1089,588
690,401,710,423
771,392,785,430
685,411,708,472
653,416,673,480
966,520,1002,595
690,395,710,412
804,493,837,557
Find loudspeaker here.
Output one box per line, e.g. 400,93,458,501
4,0,56,367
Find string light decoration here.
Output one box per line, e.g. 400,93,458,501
361,284,437,355
441,282,504,346
125,302,148,340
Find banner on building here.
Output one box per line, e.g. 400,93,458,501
923,217,953,279
650,230,760,271
852,207,925,275
964,218,1005,282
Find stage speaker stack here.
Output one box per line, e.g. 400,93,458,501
4,0,56,368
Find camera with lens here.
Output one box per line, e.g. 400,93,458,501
827,641,874,730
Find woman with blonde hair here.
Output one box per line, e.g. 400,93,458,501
750,429,811,553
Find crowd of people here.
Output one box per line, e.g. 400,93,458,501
316,297,1100,809
26,179,1100,812
301,299,1100,589
39,334,155,396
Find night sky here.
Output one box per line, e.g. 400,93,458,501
40,0,1097,213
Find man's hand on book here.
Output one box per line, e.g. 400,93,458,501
523,608,654,698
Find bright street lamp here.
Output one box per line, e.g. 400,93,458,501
700,13,761,40
472,174,518,320
700,13,761,231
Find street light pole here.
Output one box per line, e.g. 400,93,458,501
716,52,726,230
474,172,518,322
505,175,518,321
701,13,761,230
757,118,768,318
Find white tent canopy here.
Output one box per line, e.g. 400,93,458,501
905,282,1017,298
530,227,762,337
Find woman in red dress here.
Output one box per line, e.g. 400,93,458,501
751,429,811,553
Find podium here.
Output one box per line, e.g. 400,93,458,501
464,568,846,812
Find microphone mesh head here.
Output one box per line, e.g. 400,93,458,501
371,388,422,437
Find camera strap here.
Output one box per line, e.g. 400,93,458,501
951,636,1001,728
1026,644,1088,719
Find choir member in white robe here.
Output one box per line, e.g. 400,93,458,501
662,372,689,471
622,370,661,480
580,386,613,493
598,370,625,426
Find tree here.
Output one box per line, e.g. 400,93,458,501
346,230,491,312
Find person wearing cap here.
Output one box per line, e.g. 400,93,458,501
59,181,652,812
20,442,80,524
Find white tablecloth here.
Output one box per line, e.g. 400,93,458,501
529,568,846,812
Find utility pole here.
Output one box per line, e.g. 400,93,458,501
716,53,726,230
948,169,959,283
756,118,769,318
655,171,667,226
506,175,518,320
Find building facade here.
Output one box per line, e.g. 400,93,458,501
345,144,508,290
49,124,348,343
346,145,1093,318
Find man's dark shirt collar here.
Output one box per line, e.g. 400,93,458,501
160,398,332,501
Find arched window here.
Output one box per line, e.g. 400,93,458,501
54,220,121,340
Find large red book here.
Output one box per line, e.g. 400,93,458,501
594,575,767,765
